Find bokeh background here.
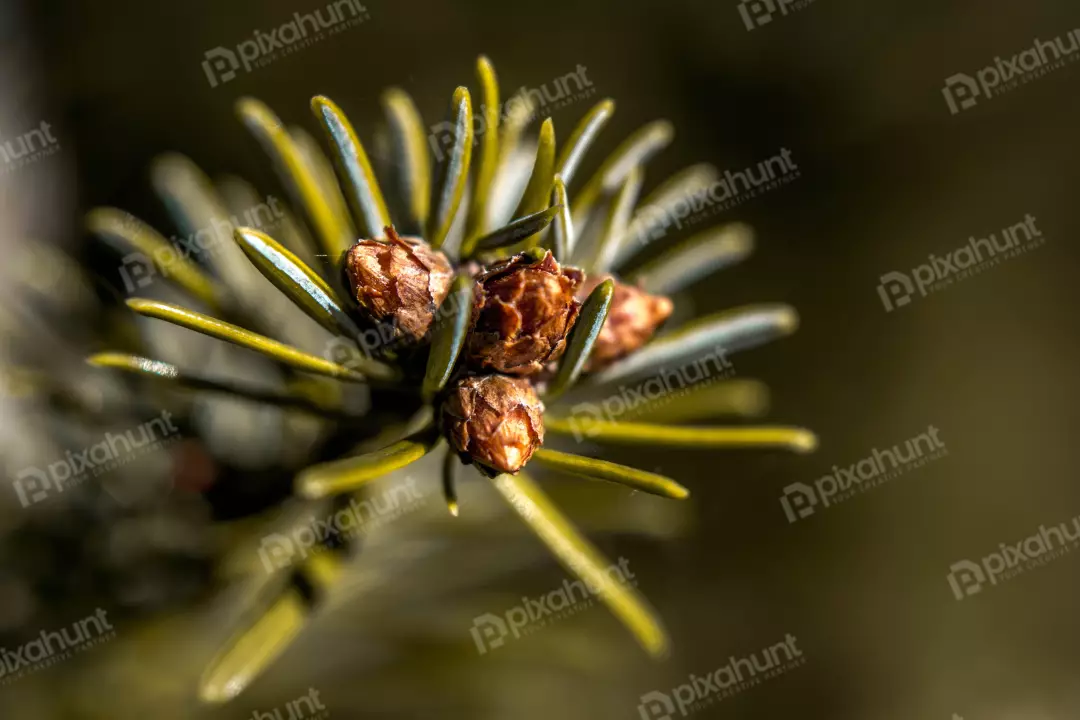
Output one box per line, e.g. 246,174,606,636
3,0,1080,717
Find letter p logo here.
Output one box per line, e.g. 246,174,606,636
257,534,296,573
947,560,986,600
324,337,364,370
427,121,457,163
202,47,241,88
637,690,677,720
738,0,778,30
877,271,916,312
780,482,818,523
470,613,509,655
942,74,981,115
565,402,606,442
119,252,157,293
13,467,52,508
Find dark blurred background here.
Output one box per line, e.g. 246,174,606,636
3,0,1080,717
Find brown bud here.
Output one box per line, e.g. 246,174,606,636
466,251,584,376
443,375,544,475
345,226,454,343
580,275,673,370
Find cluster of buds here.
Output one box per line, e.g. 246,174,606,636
345,230,672,476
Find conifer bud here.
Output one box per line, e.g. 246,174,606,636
579,275,673,370
465,251,584,376
345,226,454,343
443,375,544,475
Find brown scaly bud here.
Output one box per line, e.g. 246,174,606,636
579,274,673,371
345,226,454,343
443,375,544,475
465,250,584,376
